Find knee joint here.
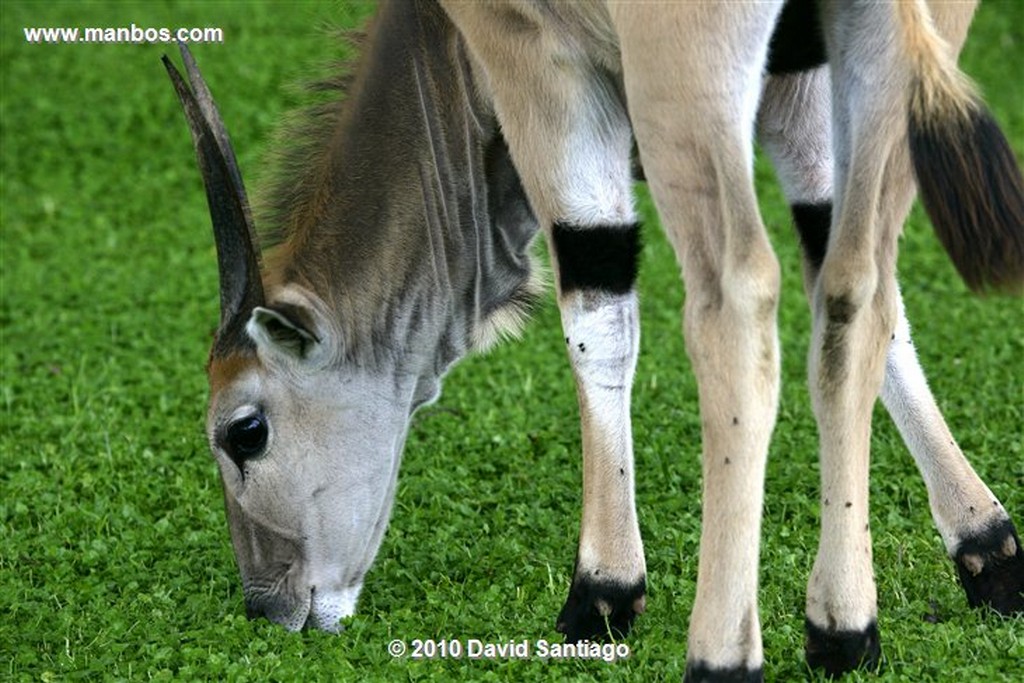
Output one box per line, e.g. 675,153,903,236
722,245,781,320
817,257,878,325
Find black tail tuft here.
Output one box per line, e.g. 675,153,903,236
909,102,1024,294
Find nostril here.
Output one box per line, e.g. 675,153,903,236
244,600,260,620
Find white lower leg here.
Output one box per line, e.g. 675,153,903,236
880,294,1009,551
562,289,645,585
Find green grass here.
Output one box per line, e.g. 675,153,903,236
2,1,1022,680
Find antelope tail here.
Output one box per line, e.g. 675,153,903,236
899,0,1024,294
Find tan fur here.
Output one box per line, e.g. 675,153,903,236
444,0,1019,673
758,4,1016,634
610,5,783,668
805,0,1020,640
899,0,978,123
207,352,259,397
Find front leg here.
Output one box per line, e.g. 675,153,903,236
442,2,647,641
881,300,1024,614
554,231,646,641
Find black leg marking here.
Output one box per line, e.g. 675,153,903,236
767,0,827,75
552,222,641,295
791,202,832,272
819,293,856,388
684,662,763,683
954,518,1024,614
805,619,882,678
555,570,646,642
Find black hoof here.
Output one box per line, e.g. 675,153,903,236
954,519,1024,614
684,662,763,683
555,573,645,642
805,619,882,678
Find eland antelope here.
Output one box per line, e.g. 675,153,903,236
165,0,1023,679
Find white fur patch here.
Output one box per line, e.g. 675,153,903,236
471,261,547,352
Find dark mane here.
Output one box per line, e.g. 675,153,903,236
254,26,367,250
241,0,540,363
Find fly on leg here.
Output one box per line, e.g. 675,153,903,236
441,1,647,641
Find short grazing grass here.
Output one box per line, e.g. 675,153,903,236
2,2,1022,681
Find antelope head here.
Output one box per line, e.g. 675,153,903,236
164,46,423,632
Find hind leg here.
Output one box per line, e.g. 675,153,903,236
613,3,785,679
794,0,1022,672
790,4,924,673
882,300,1024,613
758,14,1022,625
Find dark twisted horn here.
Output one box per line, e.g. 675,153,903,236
163,43,265,356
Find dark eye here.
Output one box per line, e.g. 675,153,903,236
224,413,268,469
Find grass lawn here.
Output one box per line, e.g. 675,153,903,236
2,1,1021,680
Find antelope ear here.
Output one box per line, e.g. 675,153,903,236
248,304,328,365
